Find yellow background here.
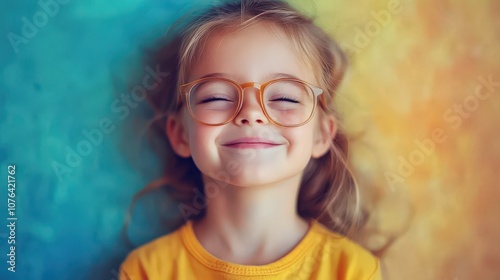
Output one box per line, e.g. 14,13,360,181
291,0,500,279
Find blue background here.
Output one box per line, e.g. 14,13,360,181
0,0,213,279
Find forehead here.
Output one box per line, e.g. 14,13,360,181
188,22,317,84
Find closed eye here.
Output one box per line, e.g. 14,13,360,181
199,96,234,104
270,97,300,103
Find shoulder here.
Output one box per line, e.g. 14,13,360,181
310,221,382,280
119,224,186,280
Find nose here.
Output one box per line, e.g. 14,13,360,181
233,86,269,126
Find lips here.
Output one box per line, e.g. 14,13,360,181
222,137,282,149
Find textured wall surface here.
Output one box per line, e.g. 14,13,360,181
1,0,499,279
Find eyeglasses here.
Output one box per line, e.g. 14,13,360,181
178,77,325,127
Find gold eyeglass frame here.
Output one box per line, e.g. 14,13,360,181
178,77,325,127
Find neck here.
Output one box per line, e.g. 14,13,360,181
191,173,310,265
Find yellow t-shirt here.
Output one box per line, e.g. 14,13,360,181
120,219,382,280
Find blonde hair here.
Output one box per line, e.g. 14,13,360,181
124,0,361,241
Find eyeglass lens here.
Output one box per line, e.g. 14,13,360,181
188,79,315,126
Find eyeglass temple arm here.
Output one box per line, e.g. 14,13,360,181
311,86,326,107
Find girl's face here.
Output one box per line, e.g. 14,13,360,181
167,22,335,187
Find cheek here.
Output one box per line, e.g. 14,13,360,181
293,115,324,154
188,125,210,149
181,110,212,149
186,123,221,162
285,125,316,153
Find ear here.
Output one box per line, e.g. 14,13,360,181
311,114,337,159
166,114,191,158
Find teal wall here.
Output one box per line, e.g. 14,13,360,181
0,0,206,279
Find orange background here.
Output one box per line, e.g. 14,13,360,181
292,0,500,279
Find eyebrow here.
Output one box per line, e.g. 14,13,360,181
198,72,302,82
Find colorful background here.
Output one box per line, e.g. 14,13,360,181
1,0,499,279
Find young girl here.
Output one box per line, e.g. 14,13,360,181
120,0,382,279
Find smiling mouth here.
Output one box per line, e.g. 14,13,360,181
222,137,282,149
224,142,279,149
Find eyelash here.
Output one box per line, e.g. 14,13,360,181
200,96,234,103
270,96,300,103
198,95,299,104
